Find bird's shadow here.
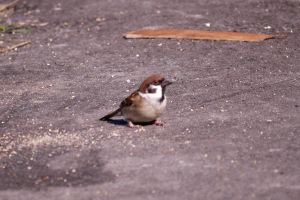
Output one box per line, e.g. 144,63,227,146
106,119,127,126
103,119,156,127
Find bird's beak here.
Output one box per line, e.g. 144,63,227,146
161,80,172,87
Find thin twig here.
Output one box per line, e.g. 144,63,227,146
0,39,28,42
0,40,30,53
0,0,20,12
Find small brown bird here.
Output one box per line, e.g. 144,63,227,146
100,75,172,128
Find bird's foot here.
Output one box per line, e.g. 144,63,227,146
154,120,165,126
127,121,140,128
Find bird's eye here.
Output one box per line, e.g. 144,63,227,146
153,80,158,85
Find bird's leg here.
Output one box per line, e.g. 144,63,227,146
127,120,140,128
154,120,164,126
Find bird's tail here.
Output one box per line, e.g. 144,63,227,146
99,108,121,121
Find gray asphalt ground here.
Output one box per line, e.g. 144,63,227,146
0,0,300,199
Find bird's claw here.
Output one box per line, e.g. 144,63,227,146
127,121,140,128
154,120,164,126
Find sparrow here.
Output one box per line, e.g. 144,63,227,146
100,75,172,128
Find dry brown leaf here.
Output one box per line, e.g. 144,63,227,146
123,29,286,42
0,0,19,12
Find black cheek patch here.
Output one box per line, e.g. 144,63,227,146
147,87,157,93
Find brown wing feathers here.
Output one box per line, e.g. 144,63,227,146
99,91,139,121
120,90,138,107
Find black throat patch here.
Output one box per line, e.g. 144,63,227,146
159,86,166,102
147,85,165,103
